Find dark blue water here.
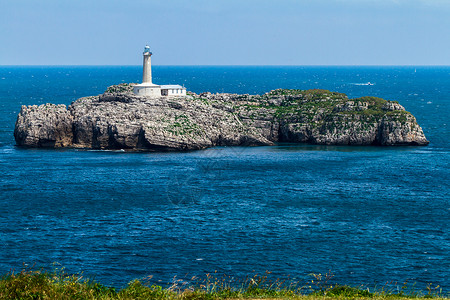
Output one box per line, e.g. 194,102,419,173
0,66,449,291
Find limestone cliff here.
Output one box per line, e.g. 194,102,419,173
14,104,73,148
14,84,429,150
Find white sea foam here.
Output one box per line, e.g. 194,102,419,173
352,82,375,86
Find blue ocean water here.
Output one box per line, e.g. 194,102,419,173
0,66,449,291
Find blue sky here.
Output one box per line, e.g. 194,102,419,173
1,0,449,65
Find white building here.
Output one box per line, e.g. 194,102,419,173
133,45,186,97
160,85,186,96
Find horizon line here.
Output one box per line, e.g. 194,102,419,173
1,64,450,67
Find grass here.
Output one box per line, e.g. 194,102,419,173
105,83,135,94
266,89,347,101
236,89,411,128
166,114,203,137
0,267,447,300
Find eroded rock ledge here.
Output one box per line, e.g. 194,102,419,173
14,84,429,151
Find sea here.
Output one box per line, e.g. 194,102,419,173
0,66,449,291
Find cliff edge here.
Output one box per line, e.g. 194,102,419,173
14,84,429,150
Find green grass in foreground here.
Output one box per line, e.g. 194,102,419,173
0,267,447,300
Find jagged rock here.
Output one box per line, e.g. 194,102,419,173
382,101,405,111
14,87,429,151
14,104,73,148
377,114,429,145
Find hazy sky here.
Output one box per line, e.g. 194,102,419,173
1,0,449,65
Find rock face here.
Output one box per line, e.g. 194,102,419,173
14,104,73,148
14,84,429,150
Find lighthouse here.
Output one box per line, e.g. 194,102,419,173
133,45,187,97
133,45,161,96
142,45,152,83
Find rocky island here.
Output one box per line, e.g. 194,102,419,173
14,84,429,151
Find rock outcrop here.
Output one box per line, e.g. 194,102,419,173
14,104,73,148
14,84,429,150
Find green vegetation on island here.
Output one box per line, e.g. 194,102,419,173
237,89,409,124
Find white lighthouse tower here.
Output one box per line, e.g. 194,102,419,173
142,45,153,83
133,45,187,97
133,45,161,96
